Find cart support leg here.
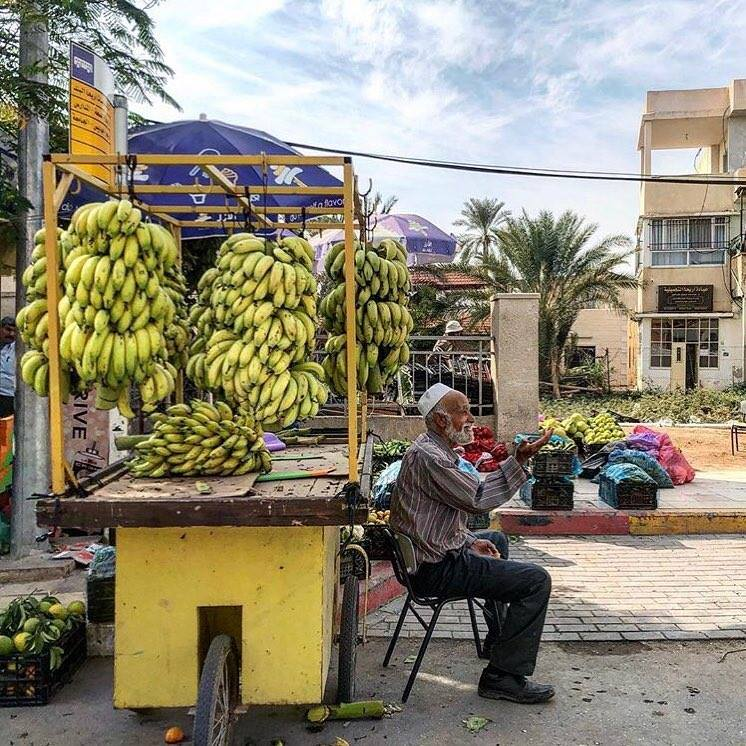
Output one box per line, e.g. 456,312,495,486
42,158,65,495
343,160,358,482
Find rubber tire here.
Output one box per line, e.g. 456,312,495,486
194,634,239,746
337,575,359,703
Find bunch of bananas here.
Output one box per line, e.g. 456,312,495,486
128,400,271,477
16,227,75,400
320,238,412,395
54,199,180,417
162,263,191,370
186,234,328,427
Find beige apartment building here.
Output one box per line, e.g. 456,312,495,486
633,80,746,390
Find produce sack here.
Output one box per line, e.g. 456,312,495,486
626,429,662,456
372,460,402,509
603,463,655,484
606,448,674,488
631,426,694,485
658,445,695,485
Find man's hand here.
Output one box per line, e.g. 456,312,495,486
471,539,500,557
515,429,553,466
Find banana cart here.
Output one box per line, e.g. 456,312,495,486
32,152,370,745
37,440,370,742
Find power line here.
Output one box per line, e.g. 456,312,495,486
286,141,746,186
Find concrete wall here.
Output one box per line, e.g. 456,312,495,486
640,181,733,217
571,308,630,388
638,266,733,313
490,294,539,442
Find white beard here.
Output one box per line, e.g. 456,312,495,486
445,421,474,445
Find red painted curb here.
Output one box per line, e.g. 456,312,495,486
360,561,404,615
496,509,631,535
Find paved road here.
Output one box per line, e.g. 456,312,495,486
367,534,746,642
5,639,746,744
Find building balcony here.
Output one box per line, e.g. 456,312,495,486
640,178,735,218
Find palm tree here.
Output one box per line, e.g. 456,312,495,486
369,191,398,215
453,197,510,264
464,210,637,397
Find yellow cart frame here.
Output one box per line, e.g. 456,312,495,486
40,152,365,494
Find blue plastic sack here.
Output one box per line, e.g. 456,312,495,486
371,460,402,509
603,463,655,485
607,448,673,488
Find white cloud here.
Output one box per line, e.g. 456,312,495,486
136,0,746,246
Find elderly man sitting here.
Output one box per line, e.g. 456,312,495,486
389,383,555,704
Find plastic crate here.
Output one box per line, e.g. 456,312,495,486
598,475,658,510
87,576,115,624
466,512,491,530
0,621,87,707
361,524,393,561
520,479,574,511
531,450,575,478
339,547,369,582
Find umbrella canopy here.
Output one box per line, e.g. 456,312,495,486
310,212,457,272
59,119,343,239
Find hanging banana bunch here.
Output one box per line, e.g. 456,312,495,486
55,198,180,417
186,233,329,428
16,227,75,401
320,238,412,396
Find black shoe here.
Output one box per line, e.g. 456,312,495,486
478,669,555,704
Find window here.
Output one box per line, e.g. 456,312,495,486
567,345,596,368
649,217,728,266
650,318,719,368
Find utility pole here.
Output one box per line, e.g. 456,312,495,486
12,5,50,557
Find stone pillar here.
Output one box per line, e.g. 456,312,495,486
490,293,540,443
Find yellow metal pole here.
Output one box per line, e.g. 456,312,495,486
42,158,65,494
361,395,368,444
171,224,184,404
343,160,358,482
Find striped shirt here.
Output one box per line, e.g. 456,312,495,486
389,430,527,565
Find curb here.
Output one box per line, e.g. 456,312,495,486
494,508,746,536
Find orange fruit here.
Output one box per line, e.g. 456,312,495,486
164,726,185,744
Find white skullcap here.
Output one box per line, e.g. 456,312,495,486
417,383,455,417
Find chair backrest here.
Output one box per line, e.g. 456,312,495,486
395,533,419,575
377,526,419,594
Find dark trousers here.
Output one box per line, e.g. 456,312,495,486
410,529,551,677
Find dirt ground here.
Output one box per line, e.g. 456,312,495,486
623,426,746,473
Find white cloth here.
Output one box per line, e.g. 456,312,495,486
417,382,455,416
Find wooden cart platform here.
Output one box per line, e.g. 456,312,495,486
36,442,369,529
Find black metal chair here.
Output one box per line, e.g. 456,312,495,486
378,526,504,702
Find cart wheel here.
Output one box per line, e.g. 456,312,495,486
194,634,239,746
337,574,359,703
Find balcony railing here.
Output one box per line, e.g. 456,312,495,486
315,335,495,416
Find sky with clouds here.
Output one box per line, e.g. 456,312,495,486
137,0,746,245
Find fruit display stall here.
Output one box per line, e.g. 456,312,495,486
25,152,386,740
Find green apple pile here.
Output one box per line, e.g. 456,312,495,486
584,412,625,445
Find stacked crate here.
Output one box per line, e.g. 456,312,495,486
521,448,575,510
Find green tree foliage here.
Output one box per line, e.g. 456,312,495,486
453,196,510,264
459,209,637,396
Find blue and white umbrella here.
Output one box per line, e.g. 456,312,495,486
59,119,343,239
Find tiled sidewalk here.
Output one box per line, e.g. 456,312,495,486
366,534,746,641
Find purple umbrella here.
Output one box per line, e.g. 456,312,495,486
309,212,457,271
